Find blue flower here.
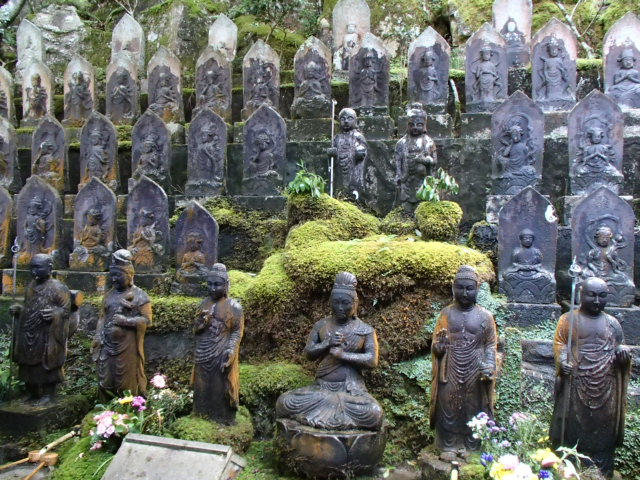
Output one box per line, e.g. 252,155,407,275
480,453,494,467
538,470,552,479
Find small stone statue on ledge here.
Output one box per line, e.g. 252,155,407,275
328,108,367,197
10,254,72,404
93,249,151,398
430,265,497,460
550,277,631,479
192,264,244,425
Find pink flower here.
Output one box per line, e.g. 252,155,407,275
132,396,146,410
150,374,167,389
105,425,115,437
509,412,529,427
90,441,103,451
497,454,520,470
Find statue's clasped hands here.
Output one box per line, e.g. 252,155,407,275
330,330,346,359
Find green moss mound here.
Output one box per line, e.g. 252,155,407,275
229,270,256,303
380,207,419,237
242,253,296,317
415,201,463,242
283,235,493,296
148,295,200,334
286,194,380,233
240,362,313,436
51,437,114,480
169,407,254,454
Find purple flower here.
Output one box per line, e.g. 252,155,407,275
490,426,501,433
539,470,552,479
480,453,494,467
132,396,146,411
499,440,512,448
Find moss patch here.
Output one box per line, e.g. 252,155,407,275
415,201,463,242
242,252,296,318
380,207,419,237
238,440,297,480
51,437,114,480
286,194,380,232
169,407,254,454
148,295,200,334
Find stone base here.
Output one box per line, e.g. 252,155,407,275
357,115,395,140
607,305,640,345
556,195,633,225
417,450,469,480
460,113,491,138
56,271,110,294
184,181,225,197
396,114,453,139
505,302,562,327
286,118,335,142
133,272,173,293
0,394,91,437
275,418,386,479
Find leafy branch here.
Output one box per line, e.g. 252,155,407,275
416,167,459,202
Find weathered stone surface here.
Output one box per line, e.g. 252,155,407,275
15,176,63,268
408,27,450,112
493,0,532,67
127,175,169,273
148,46,184,124
531,18,577,112
112,13,145,72
572,186,635,307
568,90,624,195
131,109,172,191
332,0,371,71
16,19,45,83
0,118,20,194
79,111,119,192
465,23,508,113
349,33,389,110
506,302,561,327
491,91,544,194
498,187,558,303
195,46,232,122
0,67,15,125
69,177,116,271
242,40,280,120
106,53,139,126
242,105,286,196
31,115,68,194
208,13,237,62
20,60,53,127
607,305,640,346
0,187,12,268
292,37,332,119
186,108,227,196
63,54,95,127
603,12,640,110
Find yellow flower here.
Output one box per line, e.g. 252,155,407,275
118,395,134,404
537,435,550,444
530,449,560,469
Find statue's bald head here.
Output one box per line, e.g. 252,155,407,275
30,254,53,281
580,277,609,315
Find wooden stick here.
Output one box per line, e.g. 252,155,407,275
0,457,29,472
23,462,45,480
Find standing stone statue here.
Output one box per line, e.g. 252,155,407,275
395,104,436,211
332,0,370,71
531,20,577,112
291,37,332,119
465,24,507,113
147,47,184,124
493,0,532,67
106,53,139,125
186,109,227,196
242,40,280,119
408,27,450,110
550,277,630,478
79,112,119,191
93,249,151,398
131,110,172,190
430,265,497,460
32,115,68,194
10,254,72,403
63,55,95,127
195,46,232,121
328,108,367,196
192,264,244,425
349,33,390,110
603,13,640,109
21,61,53,126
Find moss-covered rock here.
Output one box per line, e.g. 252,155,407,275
286,194,380,233
229,270,257,303
380,207,419,237
51,437,114,480
149,295,200,334
242,252,296,317
240,362,313,436
169,407,254,454
415,201,463,242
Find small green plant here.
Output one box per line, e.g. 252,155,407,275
416,167,459,202
286,162,326,198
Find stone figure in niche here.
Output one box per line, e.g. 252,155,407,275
198,66,226,111
328,108,367,196
32,117,66,194
247,61,277,112
581,224,635,307
10,254,72,403
354,49,384,107
83,128,109,182
247,131,277,178
22,196,52,261
395,104,436,211
71,208,106,267
536,36,573,104
571,117,622,195
108,68,136,124
25,73,48,121
276,271,383,430
292,60,331,117
0,135,8,179
0,119,20,193
136,133,166,183
608,44,640,108
550,277,630,478
341,23,359,70
196,125,223,182
186,109,226,196
179,232,206,275
192,264,244,425
128,208,164,272
149,70,179,120
501,17,528,67
93,249,151,398
501,229,555,303
65,71,93,123
472,43,502,105
417,48,440,104
495,116,538,194
431,265,497,459
80,113,118,191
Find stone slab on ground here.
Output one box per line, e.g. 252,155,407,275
506,302,562,327
100,433,245,480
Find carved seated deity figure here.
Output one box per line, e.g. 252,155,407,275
292,60,330,117
581,225,635,306
177,231,206,280
501,18,527,67
110,69,134,121
150,72,178,117
276,271,384,431
26,73,48,121
501,229,555,303
135,133,167,184
608,46,640,108
496,123,538,193
572,122,622,194
537,36,572,103
246,131,279,179
431,265,497,461
83,128,108,184
417,47,440,104
247,63,276,111
65,71,93,122
328,108,367,196
70,208,108,270
20,196,52,265
198,67,225,110
128,208,164,271
472,44,501,105
395,104,436,211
